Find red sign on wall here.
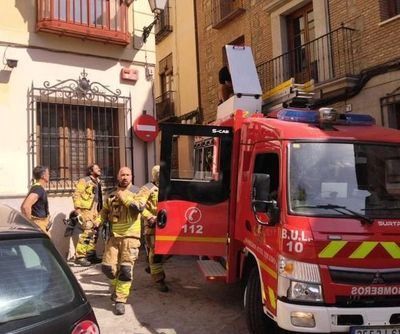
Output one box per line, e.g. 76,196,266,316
133,114,159,142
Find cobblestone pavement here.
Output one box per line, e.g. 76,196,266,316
71,254,248,334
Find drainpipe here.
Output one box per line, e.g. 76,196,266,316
129,94,135,176
193,0,203,123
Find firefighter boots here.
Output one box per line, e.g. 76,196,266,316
114,302,125,315
75,257,91,267
158,281,169,293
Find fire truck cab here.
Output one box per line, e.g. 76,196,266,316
155,46,400,334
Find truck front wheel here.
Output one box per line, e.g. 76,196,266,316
244,267,276,334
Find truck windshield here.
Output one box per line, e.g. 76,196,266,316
289,142,400,218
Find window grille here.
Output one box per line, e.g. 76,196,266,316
28,70,133,193
381,87,400,129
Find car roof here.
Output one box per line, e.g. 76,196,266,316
0,204,43,234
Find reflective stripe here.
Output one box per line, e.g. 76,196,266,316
381,242,400,259
259,260,277,279
349,241,378,259
261,284,266,301
318,240,347,258
268,287,276,310
319,241,400,259
156,235,227,243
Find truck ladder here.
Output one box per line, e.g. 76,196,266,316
262,78,315,112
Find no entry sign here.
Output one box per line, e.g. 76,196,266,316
133,114,159,142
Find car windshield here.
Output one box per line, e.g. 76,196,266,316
289,142,400,218
0,238,75,324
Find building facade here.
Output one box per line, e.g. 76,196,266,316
153,0,200,171
0,0,159,256
154,0,200,124
194,0,400,128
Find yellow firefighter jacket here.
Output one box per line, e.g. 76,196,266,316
73,176,101,210
99,184,146,238
73,176,102,224
140,182,158,235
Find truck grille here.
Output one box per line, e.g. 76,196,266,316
329,267,400,284
336,295,400,308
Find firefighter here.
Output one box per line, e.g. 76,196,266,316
72,163,103,267
141,165,169,292
218,65,233,104
99,166,146,316
21,165,51,236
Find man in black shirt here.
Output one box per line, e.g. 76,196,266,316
218,65,233,104
21,165,50,235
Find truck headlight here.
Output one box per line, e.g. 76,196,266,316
277,256,323,303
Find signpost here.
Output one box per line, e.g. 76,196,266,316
133,114,159,142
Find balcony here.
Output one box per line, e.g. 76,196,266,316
257,26,359,102
156,91,175,122
36,0,130,45
212,0,245,29
155,4,172,44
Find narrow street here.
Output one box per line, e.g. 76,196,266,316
71,254,248,334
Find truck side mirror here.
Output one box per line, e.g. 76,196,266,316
252,173,279,226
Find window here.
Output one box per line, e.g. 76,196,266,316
36,103,120,191
386,0,400,19
288,142,400,218
37,0,130,45
211,0,245,29
159,53,173,94
287,3,316,83
381,87,400,129
388,103,400,129
254,153,280,200
161,132,232,205
156,54,175,121
155,0,173,44
0,239,75,324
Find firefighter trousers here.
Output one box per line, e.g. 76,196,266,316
75,227,97,260
101,236,140,303
145,233,165,283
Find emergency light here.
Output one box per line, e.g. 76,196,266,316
276,108,375,126
339,113,376,125
277,109,319,123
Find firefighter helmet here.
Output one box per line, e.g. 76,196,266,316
152,165,160,186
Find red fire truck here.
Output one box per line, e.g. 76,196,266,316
155,46,400,334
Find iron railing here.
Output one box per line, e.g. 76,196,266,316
156,91,175,121
36,0,130,45
257,26,357,93
211,0,245,28
155,2,172,44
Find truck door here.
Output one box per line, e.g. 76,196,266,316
155,123,233,257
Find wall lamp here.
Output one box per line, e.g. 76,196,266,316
142,0,167,43
6,59,18,69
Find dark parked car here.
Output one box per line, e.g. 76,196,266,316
0,205,99,334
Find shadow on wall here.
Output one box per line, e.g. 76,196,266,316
49,212,105,261
49,212,71,259
0,69,12,83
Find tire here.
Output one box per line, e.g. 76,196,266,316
244,267,276,334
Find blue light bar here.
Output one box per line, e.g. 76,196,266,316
277,109,319,123
339,113,376,125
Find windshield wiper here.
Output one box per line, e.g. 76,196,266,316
294,204,373,225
